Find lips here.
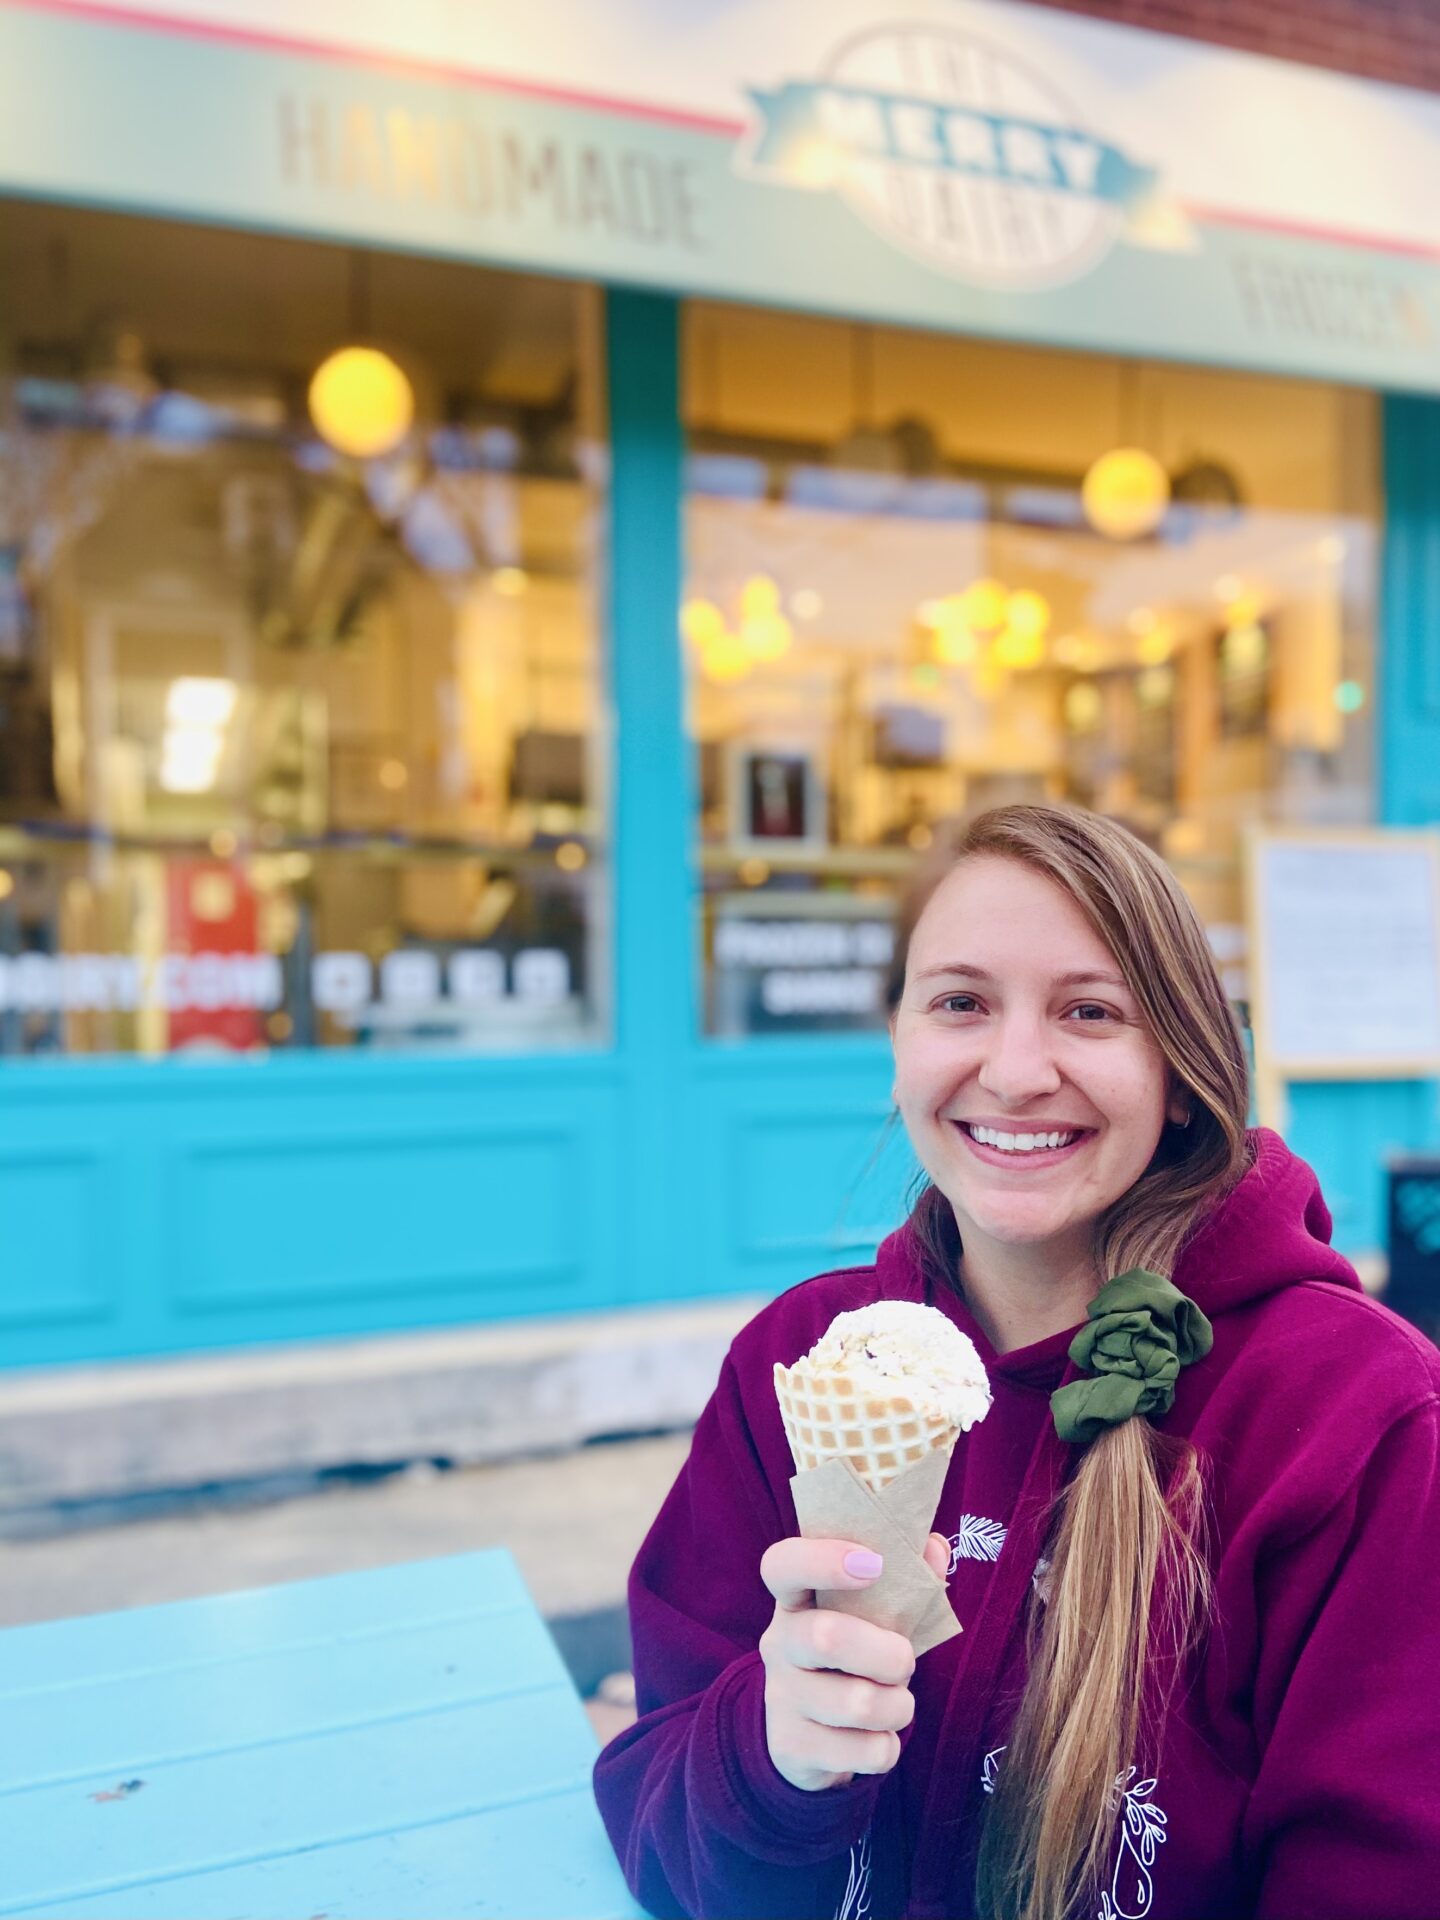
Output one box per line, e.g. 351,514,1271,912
950,1120,1094,1169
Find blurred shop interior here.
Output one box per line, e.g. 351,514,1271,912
683,303,1376,1039
0,201,607,1058
0,201,1378,1060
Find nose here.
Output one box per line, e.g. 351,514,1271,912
976,1010,1063,1108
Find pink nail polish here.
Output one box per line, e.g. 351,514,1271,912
843,1549,884,1579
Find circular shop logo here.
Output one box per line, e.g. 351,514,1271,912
813,23,1126,291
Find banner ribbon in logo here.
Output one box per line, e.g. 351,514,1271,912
747,81,1157,211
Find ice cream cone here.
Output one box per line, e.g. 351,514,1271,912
773,1358,959,1493
773,1301,992,1657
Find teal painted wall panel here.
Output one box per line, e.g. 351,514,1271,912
1383,394,1440,826
0,1145,115,1330
1286,1079,1440,1253
683,1042,914,1298
0,1056,626,1366
169,1125,587,1314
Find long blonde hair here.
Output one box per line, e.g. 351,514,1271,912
892,805,1251,1920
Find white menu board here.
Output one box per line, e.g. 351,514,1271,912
1248,831,1440,1075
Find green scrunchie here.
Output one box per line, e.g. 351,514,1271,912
1050,1268,1213,1445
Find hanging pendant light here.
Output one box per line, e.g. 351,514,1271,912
1082,364,1170,541
308,252,416,460
1082,447,1170,541
309,346,414,459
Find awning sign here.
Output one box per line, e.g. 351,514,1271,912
4,0,1440,389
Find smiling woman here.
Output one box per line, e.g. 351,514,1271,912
892,853,1188,1349
595,798,1440,1920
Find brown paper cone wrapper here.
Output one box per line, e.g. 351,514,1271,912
788,1444,960,1658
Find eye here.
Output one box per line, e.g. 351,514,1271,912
936,992,983,1014
1066,1002,1118,1023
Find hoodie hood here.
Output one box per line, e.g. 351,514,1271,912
1173,1126,1361,1312
872,1127,1361,1392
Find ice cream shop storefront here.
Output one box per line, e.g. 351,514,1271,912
4,0,1440,1369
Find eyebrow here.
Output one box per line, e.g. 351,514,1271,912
911,963,1132,991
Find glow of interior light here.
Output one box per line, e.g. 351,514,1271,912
1004,588,1051,641
161,727,224,793
1222,622,1267,674
701,630,752,683
932,622,978,667
791,588,823,620
1064,682,1104,731
739,575,781,622
0,871,13,901
492,567,529,597
681,598,726,648
1137,629,1173,666
741,611,793,662
555,840,588,871
1334,679,1366,714
1081,447,1170,541
1223,590,1266,629
308,345,415,460
993,624,1046,669
166,678,237,728
960,578,1009,635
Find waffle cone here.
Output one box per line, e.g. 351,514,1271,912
774,1358,960,1494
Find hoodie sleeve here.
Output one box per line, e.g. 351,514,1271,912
592,1349,882,1920
1245,1394,1440,1920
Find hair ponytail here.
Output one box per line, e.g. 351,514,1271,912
889,804,1252,1920
975,1418,1209,1920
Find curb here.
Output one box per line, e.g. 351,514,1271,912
0,1297,766,1515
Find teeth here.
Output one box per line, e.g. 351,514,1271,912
968,1125,1078,1153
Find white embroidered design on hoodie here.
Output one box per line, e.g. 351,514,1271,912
833,1827,873,1920
979,1749,1168,1918
947,1515,1007,1572
1097,1768,1168,1920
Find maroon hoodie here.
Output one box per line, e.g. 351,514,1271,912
594,1130,1440,1919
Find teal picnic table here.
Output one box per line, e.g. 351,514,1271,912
0,1549,646,1919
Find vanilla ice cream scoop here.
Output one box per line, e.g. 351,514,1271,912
775,1299,991,1492
806,1300,992,1432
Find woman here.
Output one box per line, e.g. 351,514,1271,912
594,804,1440,1920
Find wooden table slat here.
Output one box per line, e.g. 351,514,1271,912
0,1554,533,1695
8,1784,642,1919
1,1607,557,1791
0,1550,644,1920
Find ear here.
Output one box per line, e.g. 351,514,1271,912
1167,1092,1194,1128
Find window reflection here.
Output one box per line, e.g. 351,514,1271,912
0,204,606,1056
684,305,1377,1039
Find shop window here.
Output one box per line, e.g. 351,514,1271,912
0,204,607,1056
683,304,1378,1040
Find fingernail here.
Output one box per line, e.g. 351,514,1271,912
843,1549,884,1580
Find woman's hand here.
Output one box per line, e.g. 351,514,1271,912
758,1532,951,1793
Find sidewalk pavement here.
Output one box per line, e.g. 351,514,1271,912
0,1430,694,1743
